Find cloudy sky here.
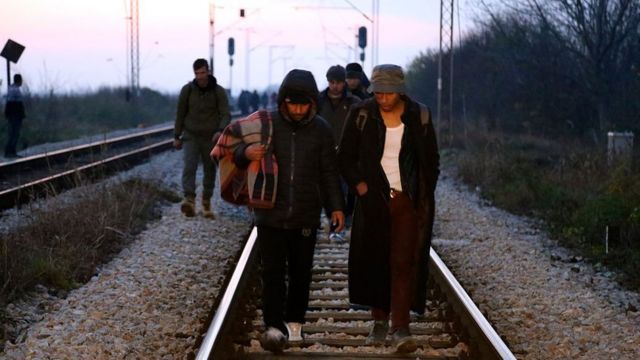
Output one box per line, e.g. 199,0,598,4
1,0,486,95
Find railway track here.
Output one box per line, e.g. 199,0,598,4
0,125,175,211
196,227,516,359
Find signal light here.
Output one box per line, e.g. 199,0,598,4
358,26,367,49
228,37,235,56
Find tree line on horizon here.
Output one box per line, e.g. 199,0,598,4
406,0,640,143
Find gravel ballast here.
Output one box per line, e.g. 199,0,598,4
2,152,639,359
433,170,640,359
2,150,252,359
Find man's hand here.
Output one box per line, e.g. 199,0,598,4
173,138,183,150
330,210,345,233
355,181,368,196
245,143,266,161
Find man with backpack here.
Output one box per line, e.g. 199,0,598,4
174,58,231,218
338,64,439,353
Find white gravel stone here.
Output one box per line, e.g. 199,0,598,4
433,170,640,359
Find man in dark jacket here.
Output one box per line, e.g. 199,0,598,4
236,69,345,353
345,62,371,99
338,64,439,353
4,74,26,158
318,64,360,241
174,58,231,218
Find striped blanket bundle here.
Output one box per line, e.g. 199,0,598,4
211,110,277,209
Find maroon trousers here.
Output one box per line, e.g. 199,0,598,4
371,189,419,330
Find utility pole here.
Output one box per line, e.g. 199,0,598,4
437,0,454,146
371,0,379,69
129,0,140,96
296,2,377,71
269,45,294,87
244,27,254,90
125,0,140,126
228,37,235,95
209,3,215,71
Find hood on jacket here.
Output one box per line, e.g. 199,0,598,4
192,74,218,91
277,69,319,123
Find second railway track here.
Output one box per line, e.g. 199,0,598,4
0,125,178,211
0,125,176,211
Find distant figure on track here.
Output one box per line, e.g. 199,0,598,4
174,58,230,218
345,62,372,100
217,69,345,354
338,64,439,353
4,74,26,158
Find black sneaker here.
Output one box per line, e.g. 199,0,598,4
260,327,286,354
365,320,388,346
392,327,417,353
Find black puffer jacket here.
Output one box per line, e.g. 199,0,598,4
250,69,344,229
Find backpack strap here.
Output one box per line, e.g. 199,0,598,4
356,107,369,132
357,103,431,133
418,102,431,135
418,103,430,126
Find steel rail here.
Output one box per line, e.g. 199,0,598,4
429,248,516,359
196,226,260,360
0,139,173,210
0,125,173,175
196,236,516,359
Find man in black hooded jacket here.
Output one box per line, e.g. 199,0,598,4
234,69,345,353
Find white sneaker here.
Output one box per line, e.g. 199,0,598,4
329,232,346,243
285,322,303,342
260,327,286,353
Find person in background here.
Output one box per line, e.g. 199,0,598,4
231,69,345,354
174,58,231,218
250,89,260,112
317,64,360,242
4,74,26,158
338,64,439,353
260,91,269,109
345,62,372,99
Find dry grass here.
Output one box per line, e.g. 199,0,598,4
454,131,640,289
0,177,180,341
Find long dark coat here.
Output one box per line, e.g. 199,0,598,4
337,96,439,313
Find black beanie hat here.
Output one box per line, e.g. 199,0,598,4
346,62,363,79
326,65,346,82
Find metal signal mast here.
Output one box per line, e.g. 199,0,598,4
437,0,455,145
127,0,140,96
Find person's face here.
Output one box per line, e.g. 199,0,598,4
374,92,402,113
285,102,311,121
346,77,360,90
328,79,345,96
194,66,209,87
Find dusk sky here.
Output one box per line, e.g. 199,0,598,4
1,0,486,95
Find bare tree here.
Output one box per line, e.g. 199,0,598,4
524,0,640,132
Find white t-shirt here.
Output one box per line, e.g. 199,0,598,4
381,123,404,191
